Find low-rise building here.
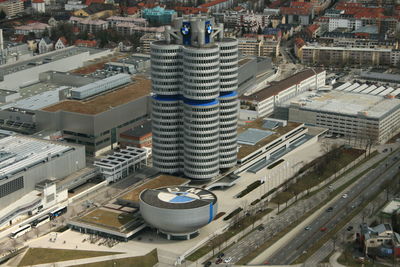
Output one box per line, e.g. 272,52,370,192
360,223,400,257
139,33,164,54
238,35,280,57
72,3,116,19
38,37,53,54
115,23,164,36
14,22,50,37
106,16,147,28
54,37,68,50
0,0,24,18
70,16,108,33
142,6,176,26
119,120,152,149
199,0,234,13
280,2,314,25
240,68,326,120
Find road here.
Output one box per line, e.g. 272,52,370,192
266,150,400,265
208,146,393,266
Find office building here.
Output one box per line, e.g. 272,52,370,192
151,15,239,179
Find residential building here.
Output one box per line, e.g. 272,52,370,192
280,2,314,25
0,0,24,18
360,223,400,257
74,39,97,47
38,37,53,54
142,6,176,26
238,35,280,57
139,33,164,54
115,23,164,36
72,3,116,19
64,0,87,11
199,0,234,13
151,15,238,179
14,22,50,37
240,68,325,120
54,37,68,50
32,0,45,13
106,16,147,28
301,44,393,66
69,16,108,33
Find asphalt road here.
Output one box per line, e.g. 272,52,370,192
266,150,400,265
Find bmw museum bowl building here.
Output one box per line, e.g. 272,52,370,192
139,186,218,240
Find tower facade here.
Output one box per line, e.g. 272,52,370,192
151,15,238,179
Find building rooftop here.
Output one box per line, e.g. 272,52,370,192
237,119,302,159
0,135,75,180
120,120,151,138
119,175,189,204
381,199,400,216
0,46,106,79
42,75,150,115
281,90,400,119
241,68,323,102
77,208,139,231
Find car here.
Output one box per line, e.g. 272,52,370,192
217,253,225,259
224,257,232,263
342,193,348,199
204,261,212,267
320,227,328,232
215,258,223,264
257,225,265,231
326,207,334,212
347,226,354,231
305,226,311,230
383,148,388,153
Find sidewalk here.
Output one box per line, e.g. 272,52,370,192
249,148,387,265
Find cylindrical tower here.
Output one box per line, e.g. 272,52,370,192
218,38,238,168
183,100,220,179
151,41,182,174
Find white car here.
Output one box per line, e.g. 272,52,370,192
342,193,348,199
224,257,232,263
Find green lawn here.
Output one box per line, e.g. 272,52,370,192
271,147,364,206
18,248,120,266
74,249,158,267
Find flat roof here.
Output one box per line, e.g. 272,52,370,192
0,135,74,180
281,90,400,119
237,120,302,159
237,128,274,145
119,175,189,204
382,199,400,215
78,208,137,230
42,76,150,115
241,69,324,102
361,71,400,83
0,46,106,78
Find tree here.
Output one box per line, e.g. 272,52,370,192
0,10,6,20
257,25,263,35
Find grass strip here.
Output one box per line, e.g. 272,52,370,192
236,152,385,265
186,208,272,262
236,180,262,198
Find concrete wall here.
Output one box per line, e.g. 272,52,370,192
0,144,86,208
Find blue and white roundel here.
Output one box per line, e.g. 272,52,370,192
206,24,213,34
158,191,199,203
181,25,190,36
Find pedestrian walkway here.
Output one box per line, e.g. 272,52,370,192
249,147,392,265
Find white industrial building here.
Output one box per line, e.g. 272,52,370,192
277,89,400,144
94,147,149,183
0,134,86,228
240,68,326,120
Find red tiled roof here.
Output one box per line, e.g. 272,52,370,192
85,0,104,6
280,7,312,16
306,24,320,33
32,0,44,3
290,1,313,8
75,39,97,47
173,6,208,14
199,0,227,8
126,6,138,14
58,36,68,45
233,6,244,11
294,37,305,48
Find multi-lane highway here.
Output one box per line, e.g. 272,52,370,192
266,150,400,265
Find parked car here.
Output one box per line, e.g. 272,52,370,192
305,226,311,230
347,226,354,231
215,258,223,264
320,227,328,232
342,193,348,199
217,253,225,259
224,257,232,263
326,207,334,212
204,261,212,267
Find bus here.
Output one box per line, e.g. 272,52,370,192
49,206,67,219
10,224,31,239
31,215,50,228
